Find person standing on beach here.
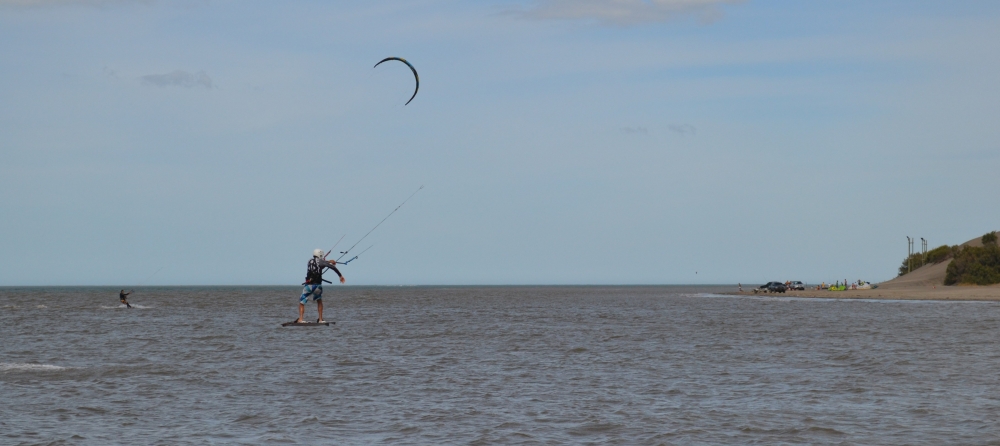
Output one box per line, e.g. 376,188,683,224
119,290,132,309
297,249,345,323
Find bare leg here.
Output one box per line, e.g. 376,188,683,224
298,303,305,322
317,300,324,322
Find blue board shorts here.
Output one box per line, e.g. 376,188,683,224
300,284,323,304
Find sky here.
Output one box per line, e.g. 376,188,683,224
1,0,999,286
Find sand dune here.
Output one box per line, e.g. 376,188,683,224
876,233,992,289
877,259,950,289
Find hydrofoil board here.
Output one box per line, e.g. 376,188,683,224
281,321,332,327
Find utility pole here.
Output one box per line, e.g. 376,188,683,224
906,236,913,273
921,238,927,255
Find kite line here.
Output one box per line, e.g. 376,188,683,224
336,185,423,263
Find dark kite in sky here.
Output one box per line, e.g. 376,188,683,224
374,57,419,105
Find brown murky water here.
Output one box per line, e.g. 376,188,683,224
2,286,1000,444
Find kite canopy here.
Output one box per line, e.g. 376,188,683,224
374,57,419,105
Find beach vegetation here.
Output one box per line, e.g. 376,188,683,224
897,244,958,277
924,245,954,264
944,233,1000,285
898,253,925,277
983,231,997,246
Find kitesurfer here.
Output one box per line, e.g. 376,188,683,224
297,249,345,323
119,289,132,309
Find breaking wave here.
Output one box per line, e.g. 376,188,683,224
0,363,67,372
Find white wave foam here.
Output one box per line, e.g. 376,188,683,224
688,293,736,298
36,304,47,309
0,363,66,372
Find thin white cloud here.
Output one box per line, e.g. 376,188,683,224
620,126,648,134
102,66,120,79
511,0,743,26
668,124,696,136
140,70,213,89
0,0,147,7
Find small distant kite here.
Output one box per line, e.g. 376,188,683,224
374,57,419,105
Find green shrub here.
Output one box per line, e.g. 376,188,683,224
924,245,953,264
897,252,926,277
983,231,998,246
944,244,1000,285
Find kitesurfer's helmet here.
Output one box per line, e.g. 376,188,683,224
313,249,324,258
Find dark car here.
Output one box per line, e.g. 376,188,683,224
762,281,786,293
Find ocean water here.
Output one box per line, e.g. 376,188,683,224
2,286,1000,445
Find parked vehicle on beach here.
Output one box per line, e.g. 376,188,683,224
788,281,805,291
767,282,787,293
756,282,786,293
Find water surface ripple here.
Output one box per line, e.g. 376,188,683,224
2,286,1000,444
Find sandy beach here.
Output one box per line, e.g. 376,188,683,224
731,233,1000,301
733,284,1000,301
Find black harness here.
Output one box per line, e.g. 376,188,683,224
303,258,332,285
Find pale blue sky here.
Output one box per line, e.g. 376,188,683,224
2,0,998,285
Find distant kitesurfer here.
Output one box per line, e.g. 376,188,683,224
297,249,345,323
119,289,132,309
